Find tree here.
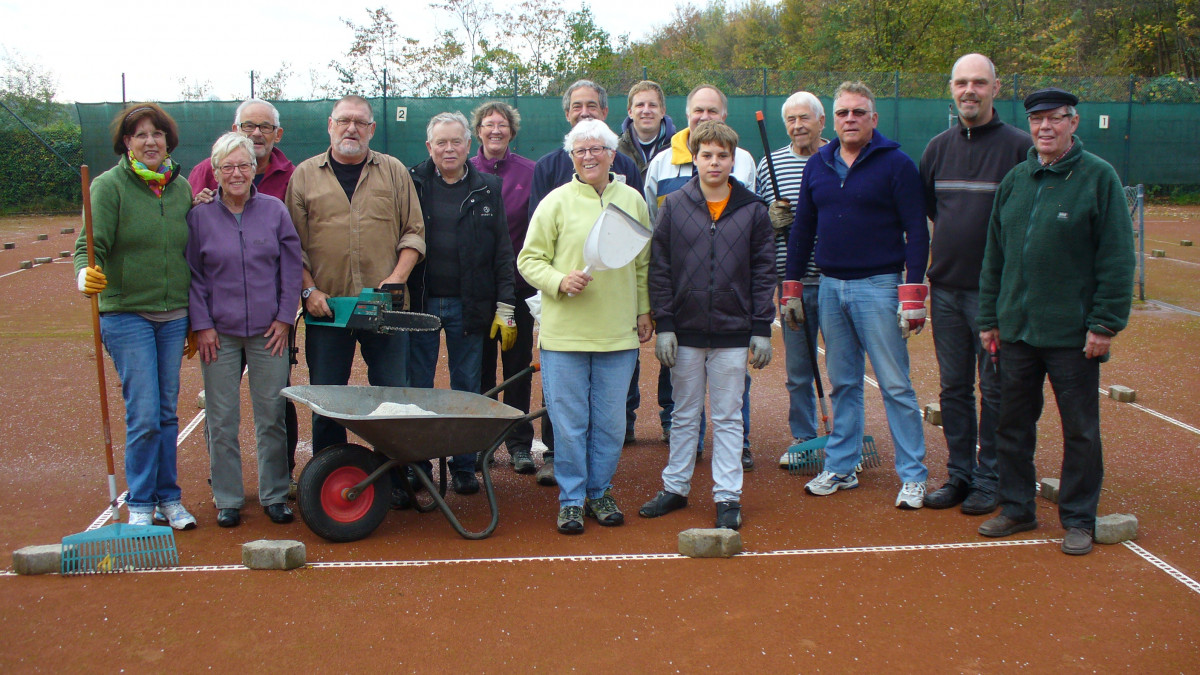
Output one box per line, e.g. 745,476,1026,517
1,48,66,127
178,77,215,101
256,62,293,100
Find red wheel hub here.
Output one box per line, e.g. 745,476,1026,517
320,466,376,523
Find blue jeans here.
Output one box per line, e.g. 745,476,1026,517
305,322,408,454
99,313,188,509
540,348,637,506
818,274,927,481
930,285,999,493
409,297,483,473
782,284,821,440
627,357,641,435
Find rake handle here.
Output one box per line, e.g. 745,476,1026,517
755,111,782,203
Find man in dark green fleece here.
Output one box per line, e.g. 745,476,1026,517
976,87,1135,556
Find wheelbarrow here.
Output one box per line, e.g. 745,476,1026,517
281,366,546,543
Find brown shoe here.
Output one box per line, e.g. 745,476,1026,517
1062,527,1094,555
978,514,1037,537
536,458,557,486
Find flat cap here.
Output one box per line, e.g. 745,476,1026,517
1024,87,1079,113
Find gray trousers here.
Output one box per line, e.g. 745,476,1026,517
663,347,747,503
201,333,291,509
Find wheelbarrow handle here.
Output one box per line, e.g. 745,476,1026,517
483,363,539,400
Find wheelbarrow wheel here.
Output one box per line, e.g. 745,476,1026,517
298,442,392,542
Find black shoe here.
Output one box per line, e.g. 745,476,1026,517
923,481,969,509
638,490,688,518
741,447,754,471
961,488,999,515
264,503,294,524
390,486,412,510
216,508,240,528
978,514,1037,538
1062,527,1094,555
452,471,480,495
715,501,742,530
511,448,536,474
624,428,636,445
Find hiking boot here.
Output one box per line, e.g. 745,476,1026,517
978,514,1038,538
715,501,742,530
741,447,754,471
536,458,557,486
804,470,858,496
511,448,535,474
1062,527,1094,555
923,481,968,509
638,490,688,518
961,488,998,515
452,471,480,495
159,502,197,530
557,505,584,534
895,481,926,509
584,489,625,526
128,509,154,527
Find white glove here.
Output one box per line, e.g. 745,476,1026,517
748,335,772,369
655,331,677,368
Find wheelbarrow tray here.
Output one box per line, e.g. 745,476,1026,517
281,385,524,463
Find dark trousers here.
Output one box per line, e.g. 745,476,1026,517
481,289,535,454
996,340,1103,529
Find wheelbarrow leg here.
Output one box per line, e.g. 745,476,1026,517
406,445,501,540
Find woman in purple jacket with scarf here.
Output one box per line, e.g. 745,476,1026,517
186,132,302,528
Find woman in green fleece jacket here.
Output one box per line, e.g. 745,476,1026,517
73,103,197,530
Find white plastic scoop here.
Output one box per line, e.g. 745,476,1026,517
569,203,652,296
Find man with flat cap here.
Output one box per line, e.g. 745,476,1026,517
976,87,1134,555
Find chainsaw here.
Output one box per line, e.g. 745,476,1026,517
304,284,441,333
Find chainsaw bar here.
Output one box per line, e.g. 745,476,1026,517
377,310,441,333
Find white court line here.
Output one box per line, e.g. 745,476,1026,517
1099,387,1199,436
1122,541,1200,595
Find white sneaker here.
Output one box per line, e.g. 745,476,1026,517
896,482,926,509
805,470,859,496
158,502,198,530
127,510,154,527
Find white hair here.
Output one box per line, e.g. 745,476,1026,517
562,119,618,153
426,111,471,144
782,91,824,121
209,132,257,170
234,98,280,126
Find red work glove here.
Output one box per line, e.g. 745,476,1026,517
781,280,805,331
897,283,928,339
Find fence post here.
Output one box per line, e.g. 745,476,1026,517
643,66,648,81
1012,74,1020,122
250,71,255,99
121,73,126,104
762,68,768,120
382,66,389,155
893,71,900,140
1136,184,1145,301
1122,75,1134,185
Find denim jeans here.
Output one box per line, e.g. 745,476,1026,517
99,313,188,509
627,357,641,435
818,273,927,481
782,284,821,441
930,285,1000,493
305,322,408,454
665,347,746,503
995,341,1103,529
658,365,752,450
409,296,484,473
540,348,637,506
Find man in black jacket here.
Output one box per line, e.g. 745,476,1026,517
919,53,1031,514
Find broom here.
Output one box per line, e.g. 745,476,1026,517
61,165,179,575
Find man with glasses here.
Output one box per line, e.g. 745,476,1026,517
918,54,1031,516
785,81,930,509
189,98,294,200
285,96,425,470
976,88,1134,555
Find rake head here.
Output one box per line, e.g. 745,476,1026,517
785,435,883,475
61,523,179,575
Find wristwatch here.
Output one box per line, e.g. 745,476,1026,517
301,286,317,299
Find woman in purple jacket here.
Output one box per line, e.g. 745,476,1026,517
186,132,302,528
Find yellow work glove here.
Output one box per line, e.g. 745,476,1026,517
185,331,198,359
76,265,107,296
490,302,517,351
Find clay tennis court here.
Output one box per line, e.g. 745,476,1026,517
1,209,1197,671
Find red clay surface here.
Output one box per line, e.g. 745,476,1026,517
1,210,1198,671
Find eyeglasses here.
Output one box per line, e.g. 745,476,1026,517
239,122,278,134
1027,113,1074,126
571,146,609,158
833,108,872,119
218,162,254,175
480,122,510,132
332,117,374,129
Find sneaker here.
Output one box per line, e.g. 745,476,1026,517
804,470,858,496
638,490,688,518
961,488,998,515
511,448,535,474
895,481,926,509
452,471,480,495
158,502,197,530
715,501,742,530
1062,527,1094,555
557,505,584,534
152,506,168,524
128,509,154,527
584,489,625,526
536,459,557,486
741,447,754,471
978,514,1038,538
923,481,968,509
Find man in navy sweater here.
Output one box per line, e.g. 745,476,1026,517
784,81,930,509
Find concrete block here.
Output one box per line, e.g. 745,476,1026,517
1151,249,1166,258
3,242,14,249
13,544,62,575
60,227,75,234
35,234,48,241
242,539,306,570
19,260,32,270
1095,513,1138,544
1108,385,1136,403
1181,240,1193,247
678,528,742,558
924,403,942,426
34,257,53,264
59,251,71,258
1040,477,1060,503
197,390,206,409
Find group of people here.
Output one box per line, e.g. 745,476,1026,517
73,51,1134,554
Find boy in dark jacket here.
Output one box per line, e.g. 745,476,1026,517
640,121,776,530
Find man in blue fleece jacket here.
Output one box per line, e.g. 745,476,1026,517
785,81,930,509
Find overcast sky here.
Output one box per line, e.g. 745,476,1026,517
0,0,688,103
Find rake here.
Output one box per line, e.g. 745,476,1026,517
60,165,181,575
